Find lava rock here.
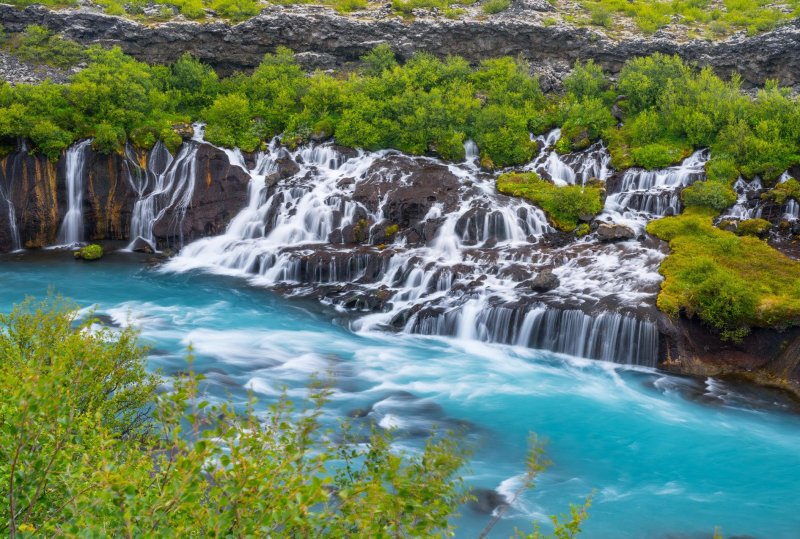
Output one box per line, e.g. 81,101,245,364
596,223,636,242
531,269,560,292
467,488,509,514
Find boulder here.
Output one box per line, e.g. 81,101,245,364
596,223,636,242
531,269,560,292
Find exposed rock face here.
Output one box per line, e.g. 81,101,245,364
3,4,800,88
353,155,461,231
0,147,58,250
152,143,251,247
0,141,251,252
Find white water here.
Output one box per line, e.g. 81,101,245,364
0,179,21,251
56,140,91,246
165,136,671,366
721,177,764,220
126,133,200,251
601,149,709,234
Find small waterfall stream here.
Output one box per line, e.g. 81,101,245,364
57,140,92,246
601,149,709,232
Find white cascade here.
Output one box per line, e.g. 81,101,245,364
166,139,662,367
56,140,92,246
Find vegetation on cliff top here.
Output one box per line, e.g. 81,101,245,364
0,297,591,537
497,171,604,231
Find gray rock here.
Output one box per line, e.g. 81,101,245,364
531,269,560,292
596,223,636,242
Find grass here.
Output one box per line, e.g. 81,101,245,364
482,0,510,14
647,207,800,340
577,0,800,36
497,172,604,231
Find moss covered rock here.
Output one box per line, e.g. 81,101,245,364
74,244,104,261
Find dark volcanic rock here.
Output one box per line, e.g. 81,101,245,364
468,488,509,514
596,223,636,242
0,147,59,250
353,155,461,229
531,268,559,292
3,5,800,88
152,143,251,247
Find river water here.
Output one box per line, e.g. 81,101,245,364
2,251,799,538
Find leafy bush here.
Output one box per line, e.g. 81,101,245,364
681,180,737,211
0,297,592,537
497,172,604,231
763,178,800,205
6,25,85,68
563,60,609,101
630,142,685,169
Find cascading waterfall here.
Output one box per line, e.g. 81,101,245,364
785,199,799,221
601,149,709,232
722,177,764,220
525,129,611,186
166,137,666,367
57,139,92,246
0,182,20,251
126,137,199,251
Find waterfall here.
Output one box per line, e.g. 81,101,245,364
0,180,20,251
601,149,709,232
126,140,199,251
57,140,92,246
785,199,799,221
526,129,611,186
721,177,764,220
166,138,664,367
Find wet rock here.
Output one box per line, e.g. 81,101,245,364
353,155,461,228
531,269,560,292
467,488,509,514
129,236,154,253
596,223,636,242
152,143,251,248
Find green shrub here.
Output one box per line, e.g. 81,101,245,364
763,178,800,205
681,180,737,211
564,60,610,101
497,171,604,231
360,43,397,76
736,218,772,238
74,243,104,260
630,142,685,169
7,25,85,68
482,0,510,14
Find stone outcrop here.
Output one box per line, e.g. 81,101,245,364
151,143,251,247
0,146,58,249
2,4,800,88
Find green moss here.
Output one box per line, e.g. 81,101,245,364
497,172,604,231
482,0,510,14
74,244,104,261
736,218,772,238
575,223,591,237
647,208,800,340
385,223,399,238
762,178,800,205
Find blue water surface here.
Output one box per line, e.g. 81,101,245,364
2,251,799,539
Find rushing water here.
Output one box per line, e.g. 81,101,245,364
57,140,92,246
2,252,799,539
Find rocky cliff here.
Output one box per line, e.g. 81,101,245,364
2,3,800,89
